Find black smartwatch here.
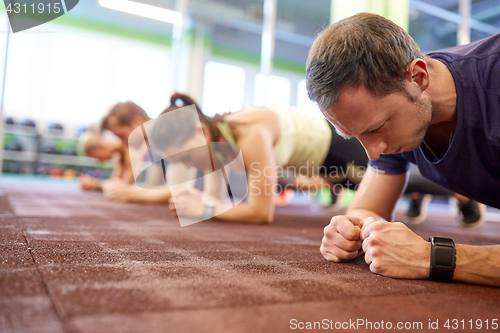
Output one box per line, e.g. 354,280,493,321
428,237,456,282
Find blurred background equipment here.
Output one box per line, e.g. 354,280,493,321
19,119,36,128
2,116,114,178
4,116,14,126
0,0,499,191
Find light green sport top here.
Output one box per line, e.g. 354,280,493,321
217,107,332,176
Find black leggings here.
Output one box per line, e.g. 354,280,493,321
276,121,368,190
320,121,368,187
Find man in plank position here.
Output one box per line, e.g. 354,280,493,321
306,13,500,287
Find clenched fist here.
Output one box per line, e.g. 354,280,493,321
321,215,432,280
361,218,431,279
320,215,364,262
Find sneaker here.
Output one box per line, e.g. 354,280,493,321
459,200,486,229
404,194,432,224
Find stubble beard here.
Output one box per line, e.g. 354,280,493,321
412,96,434,150
398,93,434,153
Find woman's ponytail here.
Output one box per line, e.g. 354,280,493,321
165,92,203,115
152,93,222,147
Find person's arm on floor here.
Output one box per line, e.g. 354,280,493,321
117,146,136,185
209,127,277,223
453,244,500,287
104,162,195,204
321,166,407,262
103,179,171,204
109,148,124,180
79,174,103,191
110,158,123,180
168,126,277,224
322,166,500,286
127,187,172,204
359,217,500,287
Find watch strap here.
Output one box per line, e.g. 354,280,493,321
428,236,456,282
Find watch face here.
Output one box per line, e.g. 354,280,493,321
434,246,455,267
428,237,456,281
433,237,455,247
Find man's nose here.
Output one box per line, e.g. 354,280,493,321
360,137,387,160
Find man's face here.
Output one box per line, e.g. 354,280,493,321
324,84,433,160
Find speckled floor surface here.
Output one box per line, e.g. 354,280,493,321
1,176,499,333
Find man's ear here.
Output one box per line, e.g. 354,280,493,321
406,58,430,93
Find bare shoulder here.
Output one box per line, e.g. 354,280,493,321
228,107,280,142
227,106,278,122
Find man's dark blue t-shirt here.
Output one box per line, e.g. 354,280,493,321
369,34,500,209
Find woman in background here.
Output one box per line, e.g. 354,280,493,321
96,100,196,203
78,125,133,191
151,93,368,224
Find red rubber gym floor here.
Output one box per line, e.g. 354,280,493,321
1,176,499,333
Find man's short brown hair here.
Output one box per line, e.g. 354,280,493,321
306,13,426,111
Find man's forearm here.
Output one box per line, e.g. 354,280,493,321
454,244,500,287
346,208,388,221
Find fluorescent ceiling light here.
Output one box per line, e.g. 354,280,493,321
99,0,182,25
